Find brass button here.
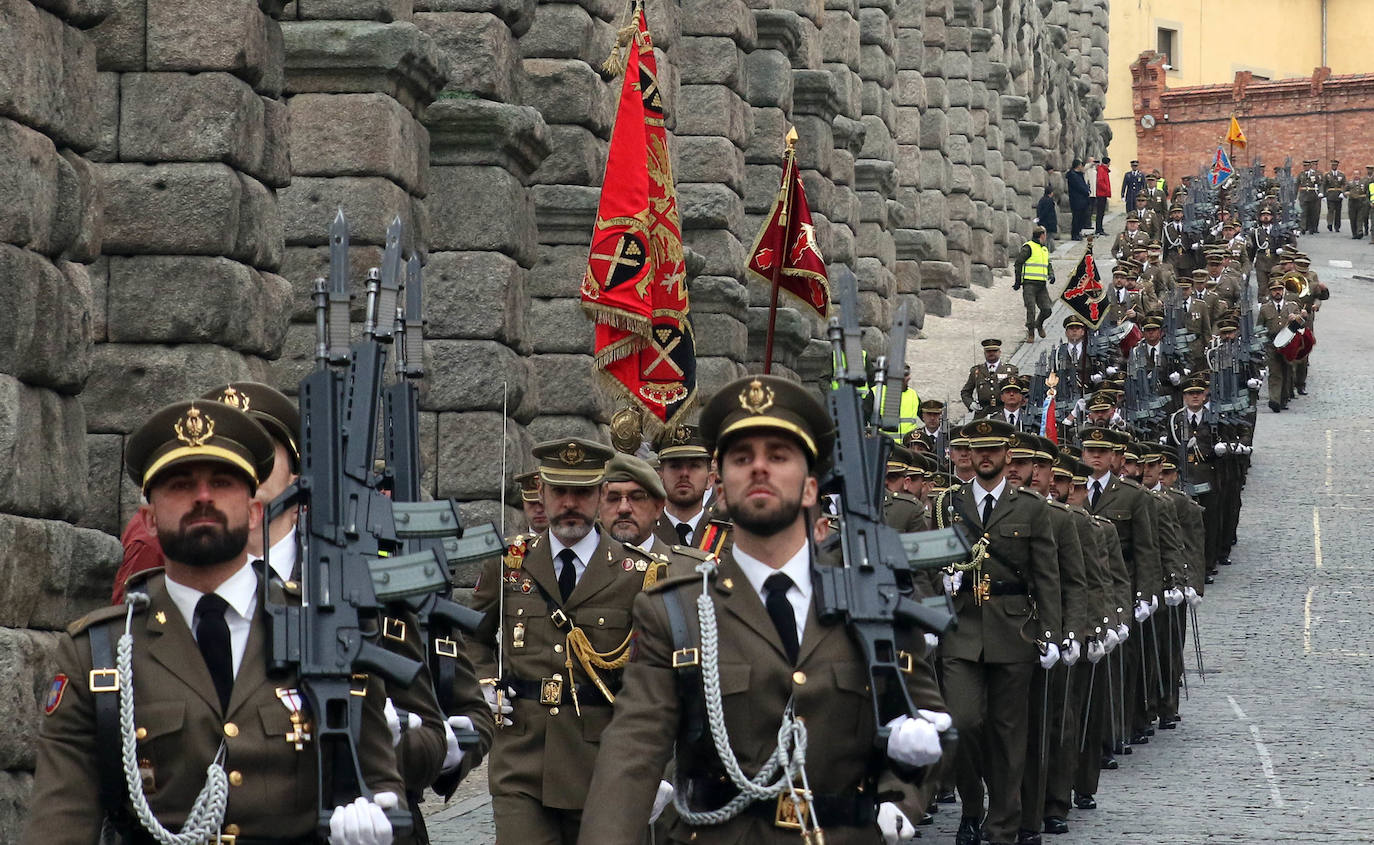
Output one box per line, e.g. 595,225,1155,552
223,722,239,738
554,644,563,653
549,707,559,715
597,617,606,626
135,727,147,740
229,770,243,787
224,824,241,836
516,608,525,616
792,671,807,685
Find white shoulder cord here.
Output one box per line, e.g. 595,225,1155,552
116,595,229,844
672,560,819,838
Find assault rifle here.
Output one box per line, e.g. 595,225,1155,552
266,212,462,836
815,268,968,764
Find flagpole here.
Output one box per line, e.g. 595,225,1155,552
762,128,798,374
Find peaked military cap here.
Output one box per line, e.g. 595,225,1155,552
1125,212,1140,221
1190,269,1210,282
958,418,1015,448
654,423,710,461
886,444,914,474
201,381,300,469
513,469,541,502
1032,435,1057,463
918,398,945,415
1087,391,1116,412
1063,314,1088,330
1142,314,1164,330
603,452,667,499
127,400,276,494
700,374,834,466
1181,374,1210,393
533,437,614,487
980,338,1002,350
1006,430,1037,459
1078,426,1116,449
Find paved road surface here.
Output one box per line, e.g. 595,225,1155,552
422,227,1374,843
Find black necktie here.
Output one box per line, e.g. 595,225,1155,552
763,573,800,665
1090,480,1102,509
556,548,577,602
981,493,994,526
195,593,234,712
1149,348,1156,369
1008,412,1016,429
675,522,692,546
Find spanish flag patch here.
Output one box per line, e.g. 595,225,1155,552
44,673,69,715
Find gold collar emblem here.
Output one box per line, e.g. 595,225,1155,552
219,386,250,412
174,406,215,448
560,441,586,466
738,379,775,415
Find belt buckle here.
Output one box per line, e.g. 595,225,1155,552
382,617,407,642
89,669,119,693
217,836,235,845
775,790,812,830
539,674,564,706
434,637,458,658
550,609,570,630
671,648,699,668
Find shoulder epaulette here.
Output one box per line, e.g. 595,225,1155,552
669,545,717,563
1119,477,1143,489
1046,498,1070,512
67,603,141,637
645,573,701,596
893,492,921,504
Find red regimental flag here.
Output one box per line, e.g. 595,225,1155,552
581,2,695,430
746,146,830,317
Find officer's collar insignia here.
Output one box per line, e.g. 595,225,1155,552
560,441,585,466
739,379,775,415
174,405,214,448
218,387,250,412
976,421,992,435
154,611,167,625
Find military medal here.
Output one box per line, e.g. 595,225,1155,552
520,578,533,594
621,558,635,572
512,622,526,649
275,688,312,751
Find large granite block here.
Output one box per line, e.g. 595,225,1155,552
518,58,613,135
0,246,91,393
289,93,423,193
424,250,527,346
83,344,268,434
417,12,519,102
0,0,100,150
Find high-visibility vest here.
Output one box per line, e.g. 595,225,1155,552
1367,181,1373,204
1021,239,1050,284
831,348,870,396
873,384,920,439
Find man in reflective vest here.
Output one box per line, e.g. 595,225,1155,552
873,364,921,442
1013,226,1055,342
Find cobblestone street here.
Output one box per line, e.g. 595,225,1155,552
423,227,1374,844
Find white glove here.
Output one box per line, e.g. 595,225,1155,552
483,684,515,727
923,632,940,652
1240,444,1253,455
1247,377,1261,389
650,780,674,823
1260,367,1269,380
1169,371,1182,385
878,802,915,845
1164,588,1184,607
329,792,397,845
1086,638,1106,663
1105,366,1120,376
970,400,983,412
1150,594,1159,613
1159,435,1169,445
1134,600,1150,622
1039,641,1061,669
1075,397,1087,413
1061,639,1082,666
1184,586,1202,607
1214,442,1229,456
1102,627,1120,652
1186,435,1198,450
383,699,420,748
942,570,963,595
885,711,949,768
441,715,473,773
1184,368,1192,375
1090,373,1104,384
1116,622,1130,642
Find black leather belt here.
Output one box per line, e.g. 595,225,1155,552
961,579,1029,597
503,674,615,707
685,778,876,828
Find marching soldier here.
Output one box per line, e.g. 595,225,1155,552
1160,205,1194,276
469,438,660,844
1323,158,1347,232
1246,206,1287,292
961,338,1020,418
1348,165,1371,239
1164,376,1223,579
25,400,408,845
600,453,671,556
1298,159,1322,234
515,470,550,534
1140,241,1176,297
885,445,928,532
1121,160,1147,212
1111,214,1144,262
993,375,1034,431
653,425,714,547
911,398,948,454
578,375,949,844
1183,272,1217,367
1133,193,1161,242
933,419,1061,845
1258,276,1305,412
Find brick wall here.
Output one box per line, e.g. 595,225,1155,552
1132,51,1374,182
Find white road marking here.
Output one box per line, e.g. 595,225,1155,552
1304,586,1314,655
1313,507,1323,569
1227,695,1286,808
1328,259,1354,268
1325,429,1333,487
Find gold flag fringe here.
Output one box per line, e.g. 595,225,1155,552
602,0,642,76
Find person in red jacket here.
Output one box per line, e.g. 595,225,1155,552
1094,156,1112,235
111,506,164,603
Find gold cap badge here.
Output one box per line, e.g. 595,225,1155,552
976,421,992,435
218,386,250,412
560,441,586,466
738,379,775,415
174,406,215,448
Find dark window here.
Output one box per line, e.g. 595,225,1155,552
1157,28,1178,70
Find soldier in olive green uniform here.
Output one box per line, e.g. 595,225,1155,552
932,419,1061,845
469,438,663,844
961,339,1021,418
1348,165,1370,239
1297,160,1321,234
1323,159,1347,232
579,375,948,845
25,400,407,845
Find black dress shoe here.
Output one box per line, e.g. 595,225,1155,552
1074,793,1097,810
1298,387,1308,395
1219,557,1233,566
1130,732,1150,744
956,816,982,845
937,790,958,804
1269,400,1281,413
1205,574,1216,584
1100,754,1118,769
1017,829,1043,845
1043,816,1069,835
919,811,934,825
1159,719,1178,729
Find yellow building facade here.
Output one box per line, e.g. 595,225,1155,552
1104,0,1374,203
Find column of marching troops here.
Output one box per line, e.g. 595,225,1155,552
21,182,1330,845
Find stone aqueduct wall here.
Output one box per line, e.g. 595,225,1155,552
0,0,1107,831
